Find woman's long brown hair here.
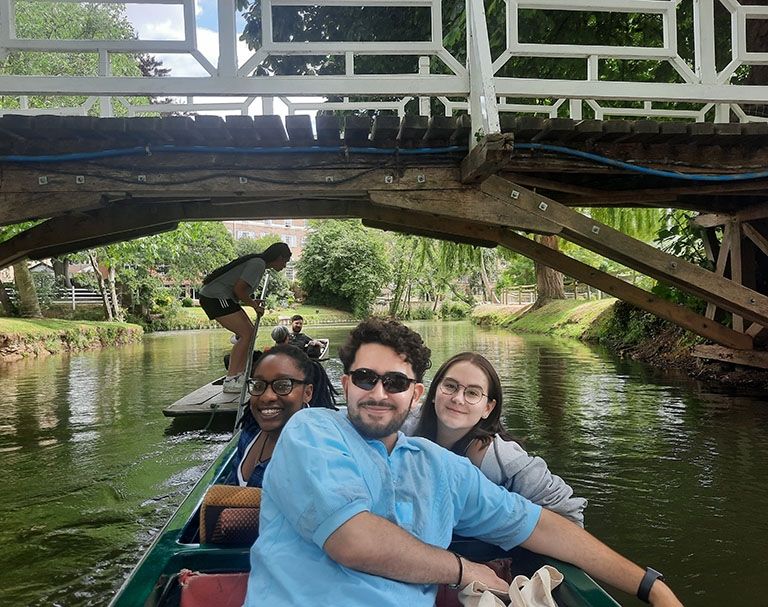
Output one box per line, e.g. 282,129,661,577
413,352,513,456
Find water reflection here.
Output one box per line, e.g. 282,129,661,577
1,322,766,606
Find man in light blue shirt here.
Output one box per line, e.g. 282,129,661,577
245,319,682,607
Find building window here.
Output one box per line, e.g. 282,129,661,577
237,230,255,239
284,219,293,227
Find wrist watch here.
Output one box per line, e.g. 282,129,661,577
637,567,664,603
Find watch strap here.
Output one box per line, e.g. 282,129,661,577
637,567,664,603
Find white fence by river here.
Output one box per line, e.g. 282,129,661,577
4,284,112,310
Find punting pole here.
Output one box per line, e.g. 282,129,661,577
233,274,270,431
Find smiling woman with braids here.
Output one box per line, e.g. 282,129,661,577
228,345,315,488
404,351,587,526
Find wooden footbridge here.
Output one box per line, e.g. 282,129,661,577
1,0,768,367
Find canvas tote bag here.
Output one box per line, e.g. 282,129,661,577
458,565,564,607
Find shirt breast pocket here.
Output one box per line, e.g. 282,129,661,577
395,501,414,530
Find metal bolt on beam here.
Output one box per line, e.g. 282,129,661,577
75,176,85,184
384,175,394,184
137,175,147,183
538,201,548,211
510,190,520,199
325,176,334,183
38,176,48,185
239,177,248,184
591,225,600,235
417,174,426,183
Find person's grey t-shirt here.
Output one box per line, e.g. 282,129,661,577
199,258,266,300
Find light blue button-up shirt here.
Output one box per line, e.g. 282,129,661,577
244,408,542,607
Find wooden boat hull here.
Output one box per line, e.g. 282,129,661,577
111,433,620,607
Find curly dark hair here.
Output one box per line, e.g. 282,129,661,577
414,352,513,455
338,318,431,381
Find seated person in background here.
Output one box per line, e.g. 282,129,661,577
288,314,312,349
244,318,681,607
270,324,290,346
404,352,586,526
229,345,313,487
288,314,324,357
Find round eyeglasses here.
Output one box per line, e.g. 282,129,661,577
248,378,307,396
438,378,488,405
349,368,416,394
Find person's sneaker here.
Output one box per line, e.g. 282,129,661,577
222,374,245,393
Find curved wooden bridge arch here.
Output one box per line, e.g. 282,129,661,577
1,113,768,365
1,0,768,366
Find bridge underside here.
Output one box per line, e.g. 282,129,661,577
1,114,767,364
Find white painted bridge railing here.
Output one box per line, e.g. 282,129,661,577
1,0,768,139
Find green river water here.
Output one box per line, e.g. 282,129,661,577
1,321,766,606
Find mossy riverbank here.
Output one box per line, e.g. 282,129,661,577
472,299,768,391
0,318,143,363
0,304,357,362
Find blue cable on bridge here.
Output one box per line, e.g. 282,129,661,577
515,142,768,182
3,141,768,183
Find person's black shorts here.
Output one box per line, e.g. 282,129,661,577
199,295,242,320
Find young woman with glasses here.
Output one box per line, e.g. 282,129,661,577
228,344,314,488
407,352,587,526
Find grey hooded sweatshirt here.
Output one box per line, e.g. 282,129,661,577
401,408,587,527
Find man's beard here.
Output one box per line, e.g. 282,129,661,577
348,398,411,440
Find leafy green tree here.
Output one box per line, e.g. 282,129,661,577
0,1,148,112
297,220,391,317
77,222,236,322
234,234,281,257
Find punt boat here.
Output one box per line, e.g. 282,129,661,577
110,424,621,607
162,338,331,419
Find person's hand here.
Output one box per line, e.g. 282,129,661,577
252,300,265,317
649,581,684,607
460,559,508,594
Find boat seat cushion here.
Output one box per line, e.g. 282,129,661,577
177,569,248,607
199,484,261,546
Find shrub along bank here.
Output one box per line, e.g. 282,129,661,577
0,318,143,363
471,299,768,390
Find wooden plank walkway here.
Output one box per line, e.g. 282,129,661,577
162,377,242,418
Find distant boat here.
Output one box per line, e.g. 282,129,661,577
162,338,331,419
109,428,621,607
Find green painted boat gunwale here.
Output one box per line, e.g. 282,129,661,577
109,435,243,607
110,429,620,607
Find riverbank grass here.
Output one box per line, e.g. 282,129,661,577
159,304,357,331
0,318,143,362
472,299,616,340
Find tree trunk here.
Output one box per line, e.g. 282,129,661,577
107,265,123,321
13,260,43,318
533,235,565,309
479,251,500,304
88,252,113,321
51,257,72,288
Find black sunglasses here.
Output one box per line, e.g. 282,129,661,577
348,368,416,394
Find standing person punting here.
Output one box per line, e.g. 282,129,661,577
199,242,292,393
